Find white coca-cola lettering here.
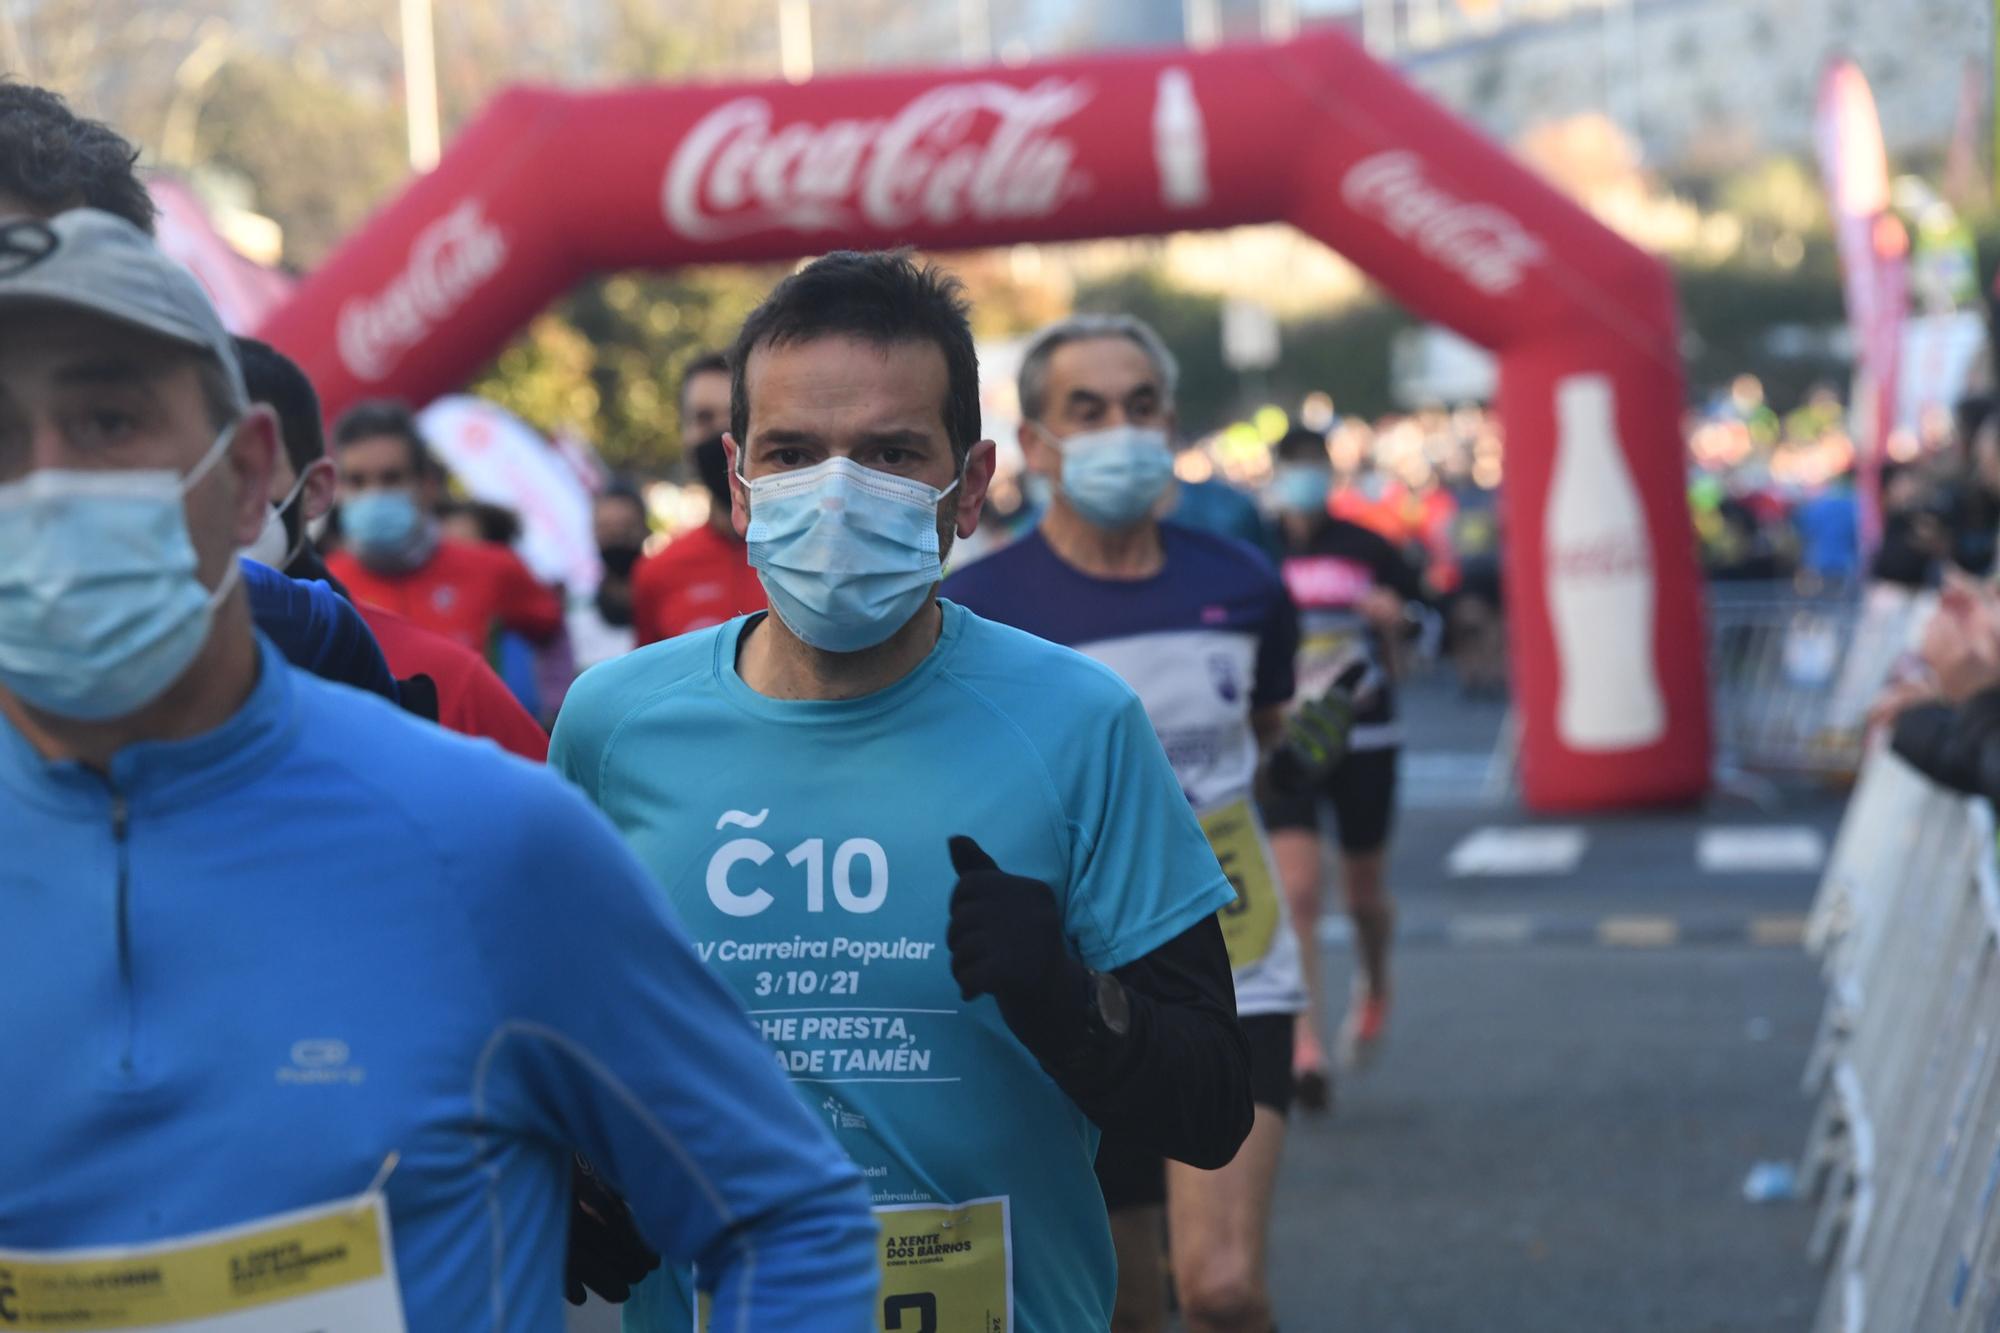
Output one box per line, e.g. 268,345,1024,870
1341,151,1546,296
663,79,1093,242
337,201,508,383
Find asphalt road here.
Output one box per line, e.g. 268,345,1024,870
573,673,1836,1332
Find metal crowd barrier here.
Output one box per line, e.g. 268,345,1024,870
1800,745,2000,1330
1709,583,1936,781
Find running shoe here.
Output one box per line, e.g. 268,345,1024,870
1337,987,1390,1071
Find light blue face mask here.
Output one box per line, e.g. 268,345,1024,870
0,422,244,721
1273,463,1333,516
744,456,959,654
1050,423,1175,529
341,490,424,559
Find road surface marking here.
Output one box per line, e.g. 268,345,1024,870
1598,915,1679,948
1446,826,1587,877
1698,827,1827,873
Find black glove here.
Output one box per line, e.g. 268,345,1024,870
1267,657,1380,792
565,1154,660,1306
945,836,1089,1067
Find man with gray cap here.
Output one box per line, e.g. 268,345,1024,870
0,210,876,1328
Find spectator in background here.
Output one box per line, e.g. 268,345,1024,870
632,354,765,642
327,401,564,656
438,500,548,719
1871,462,1953,589
1791,465,1861,587
1885,573,2000,804
569,483,648,670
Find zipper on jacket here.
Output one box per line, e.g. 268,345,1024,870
110,787,135,1075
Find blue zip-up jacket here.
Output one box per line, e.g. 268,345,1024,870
0,637,876,1331
241,556,399,703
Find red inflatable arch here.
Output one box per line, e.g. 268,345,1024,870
258,30,1708,812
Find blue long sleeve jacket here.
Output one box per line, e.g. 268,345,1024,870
241,556,399,703
0,637,876,1330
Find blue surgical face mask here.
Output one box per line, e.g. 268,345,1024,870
1273,463,1333,516
1049,423,1175,528
0,422,245,721
341,490,423,558
744,456,959,654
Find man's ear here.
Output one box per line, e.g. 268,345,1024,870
225,405,280,549
723,433,750,538
299,457,338,524
956,440,999,540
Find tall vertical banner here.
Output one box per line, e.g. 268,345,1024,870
257,32,1710,810
1816,58,1902,555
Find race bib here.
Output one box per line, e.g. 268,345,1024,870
0,1193,404,1331
1200,797,1281,971
701,1197,1011,1332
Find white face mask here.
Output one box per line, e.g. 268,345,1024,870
243,467,314,569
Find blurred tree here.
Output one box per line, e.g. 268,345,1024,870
196,53,407,267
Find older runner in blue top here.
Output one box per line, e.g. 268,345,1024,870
0,210,874,1333
551,253,1252,1333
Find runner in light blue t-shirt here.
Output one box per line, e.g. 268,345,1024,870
550,252,1253,1333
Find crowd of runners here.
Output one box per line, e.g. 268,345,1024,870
0,83,1428,1332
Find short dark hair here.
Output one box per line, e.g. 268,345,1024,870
1275,425,1330,465
729,250,980,465
596,480,647,521
0,81,156,233
234,336,325,475
333,399,433,479
440,498,521,546
679,352,729,412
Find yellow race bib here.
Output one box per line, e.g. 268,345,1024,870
0,1193,404,1331
701,1196,1010,1332
1200,798,1281,971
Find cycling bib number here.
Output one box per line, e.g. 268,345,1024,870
1201,798,1281,971
0,1193,404,1331
700,1196,1010,1332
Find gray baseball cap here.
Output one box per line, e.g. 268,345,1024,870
0,207,247,407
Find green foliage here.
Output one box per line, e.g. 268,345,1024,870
467,268,786,474
195,54,407,269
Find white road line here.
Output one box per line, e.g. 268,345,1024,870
1445,826,1587,877
1697,826,1827,873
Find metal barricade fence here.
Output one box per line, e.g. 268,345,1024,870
1709,583,1937,780
1799,745,2000,1331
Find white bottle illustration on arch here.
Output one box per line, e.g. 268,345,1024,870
1544,373,1667,751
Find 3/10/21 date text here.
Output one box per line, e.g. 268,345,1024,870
754,969,863,998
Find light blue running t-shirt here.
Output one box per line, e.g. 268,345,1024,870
551,600,1234,1333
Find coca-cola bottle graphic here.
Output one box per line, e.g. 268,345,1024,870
1544,374,1667,750
1153,69,1210,209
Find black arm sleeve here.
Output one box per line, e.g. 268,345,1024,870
1893,689,2000,803
1040,915,1253,1170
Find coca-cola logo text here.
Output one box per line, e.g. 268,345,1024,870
664,79,1094,242
1342,151,1545,296
338,201,507,383
1547,535,1652,580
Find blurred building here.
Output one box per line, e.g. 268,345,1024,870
1353,0,1983,173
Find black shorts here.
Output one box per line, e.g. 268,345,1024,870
1260,745,1399,853
1093,1012,1296,1212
